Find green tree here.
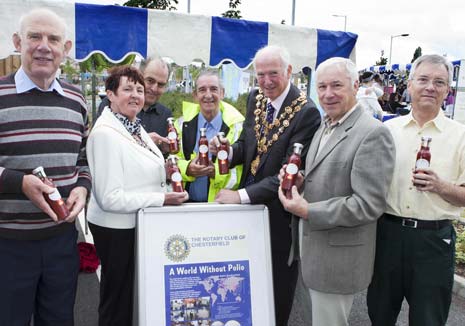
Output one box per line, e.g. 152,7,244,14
189,62,205,84
123,0,178,10
79,53,135,123
78,53,135,74
222,0,242,19
375,50,388,66
60,59,78,82
375,57,388,66
411,47,422,63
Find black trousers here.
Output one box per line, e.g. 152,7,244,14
272,249,298,326
367,215,456,326
0,227,79,326
89,223,135,326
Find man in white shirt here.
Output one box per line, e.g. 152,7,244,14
367,54,465,326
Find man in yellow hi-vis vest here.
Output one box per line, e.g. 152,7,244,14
174,70,244,202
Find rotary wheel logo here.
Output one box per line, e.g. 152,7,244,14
164,234,191,262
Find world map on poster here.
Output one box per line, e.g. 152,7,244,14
199,275,245,306
165,260,252,326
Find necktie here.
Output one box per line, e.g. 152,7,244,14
247,102,276,186
266,102,275,124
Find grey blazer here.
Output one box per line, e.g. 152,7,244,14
291,105,395,294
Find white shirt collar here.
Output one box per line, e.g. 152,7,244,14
268,82,291,119
14,66,65,96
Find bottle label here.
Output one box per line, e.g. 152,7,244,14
286,163,298,175
218,150,228,160
168,131,177,140
48,188,62,201
415,159,430,169
199,144,208,154
171,172,182,182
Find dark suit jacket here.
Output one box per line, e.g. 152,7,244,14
181,114,230,161
231,84,321,253
181,114,230,192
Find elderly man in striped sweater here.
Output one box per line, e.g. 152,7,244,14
0,8,91,326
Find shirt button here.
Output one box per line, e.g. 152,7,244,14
161,181,166,187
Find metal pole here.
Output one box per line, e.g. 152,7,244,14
188,0,191,14
389,35,393,65
389,34,409,65
91,61,97,126
305,68,312,99
452,65,460,120
292,0,296,25
332,15,347,32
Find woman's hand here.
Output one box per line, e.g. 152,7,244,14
163,191,189,205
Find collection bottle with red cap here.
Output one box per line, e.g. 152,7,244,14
198,127,209,166
414,136,432,187
217,132,229,175
167,155,184,192
32,166,70,220
415,136,432,169
281,143,303,199
167,117,180,154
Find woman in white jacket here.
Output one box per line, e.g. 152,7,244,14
86,66,188,326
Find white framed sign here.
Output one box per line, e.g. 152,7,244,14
136,203,275,326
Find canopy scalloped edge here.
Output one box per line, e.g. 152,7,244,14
0,0,358,71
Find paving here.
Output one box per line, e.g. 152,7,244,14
74,221,465,326
288,272,465,326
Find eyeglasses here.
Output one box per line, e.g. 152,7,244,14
413,77,448,89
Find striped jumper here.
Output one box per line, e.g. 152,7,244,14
0,73,91,240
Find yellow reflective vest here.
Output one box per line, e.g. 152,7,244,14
174,101,244,202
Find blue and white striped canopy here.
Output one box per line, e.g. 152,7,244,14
0,0,358,70
368,60,461,73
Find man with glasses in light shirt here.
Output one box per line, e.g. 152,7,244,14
367,54,465,326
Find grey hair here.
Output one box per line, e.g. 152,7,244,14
194,69,224,90
315,57,358,86
409,54,453,85
18,8,68,40
252,45,291,73
139,57,171,82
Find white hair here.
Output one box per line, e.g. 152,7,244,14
315,57,358,86
409,54,453,85
18,8,68,40
252,45,291,73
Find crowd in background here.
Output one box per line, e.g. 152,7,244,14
358,70,457,118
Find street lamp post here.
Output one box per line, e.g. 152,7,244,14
389,33,409,65
332,14,347,31
291,0,296,25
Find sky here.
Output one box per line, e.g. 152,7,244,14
78,0,465,70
